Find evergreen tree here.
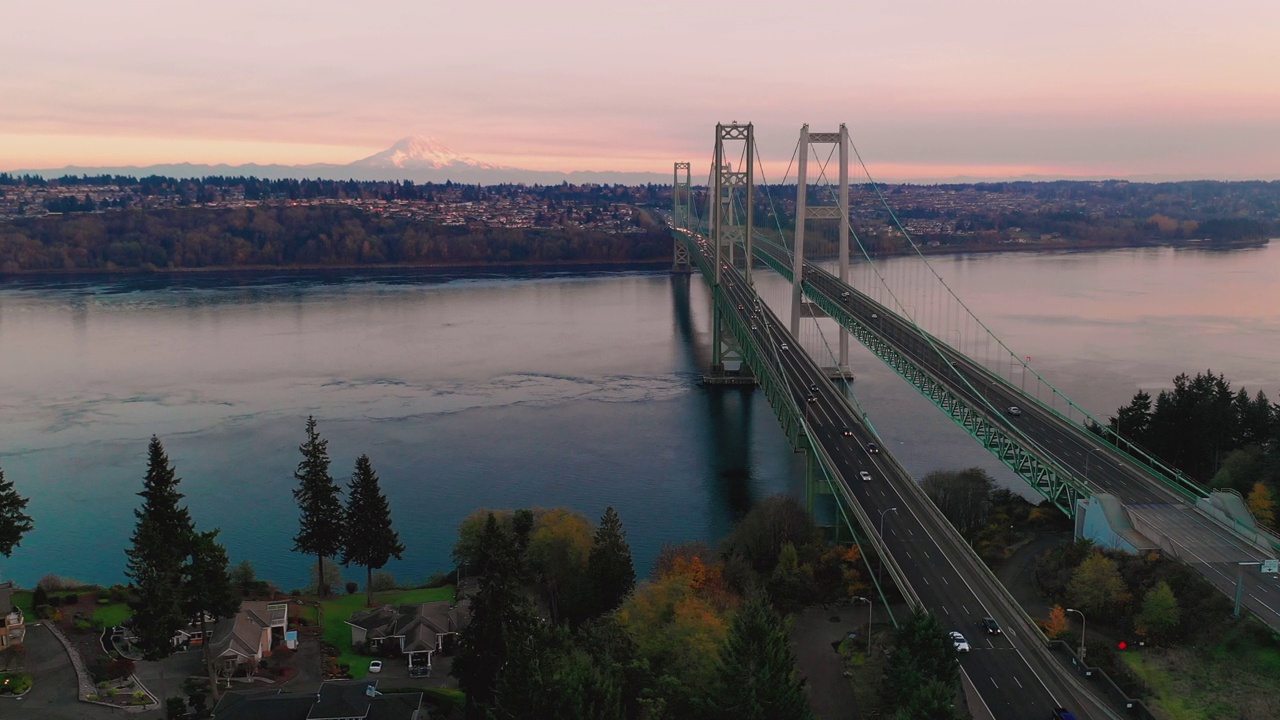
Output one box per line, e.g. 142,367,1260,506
125,437,196,660
292,417,344,597
705,591,812,720
184,530,240,699
587,506,636,617
342,455,405,607
453,514,537,720
0,468,33,558
881,610,958,712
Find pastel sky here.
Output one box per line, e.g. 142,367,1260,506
2,0,1279,180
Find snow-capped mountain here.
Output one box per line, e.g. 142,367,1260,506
349,135,500,171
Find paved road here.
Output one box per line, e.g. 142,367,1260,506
5,623,117,720
690,235,1117,720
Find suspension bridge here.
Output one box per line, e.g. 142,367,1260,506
669,122,1280,720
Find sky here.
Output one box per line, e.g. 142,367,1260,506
2,0,1279,181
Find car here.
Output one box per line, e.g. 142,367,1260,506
870,312,878,319
840,290,851,299
1006,406,1023,417
780,342,790,351
809,383,818,392
980,617,1002,635
949,631,970,653
738,303,744,310
842,428,854,437
859,471,872,482
866,442,879,454
1051,709,1077,720
806,394,817,403
369,660,383,673
750,323,758,331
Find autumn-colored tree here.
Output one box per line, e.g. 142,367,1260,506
617,569,731,717
1040,605,1069,639
1247,482,1275,529
527,507,593,625
657,548,735,612
1067,552,1128,615
1135,581,1180,643
810,544,865,604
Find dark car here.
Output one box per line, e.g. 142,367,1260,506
867,442,879,454
808,383,818,392
980,617,1002,635
806,394,818,403
1051,709,1077,720
842,428,854,437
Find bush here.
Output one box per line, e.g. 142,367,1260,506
373,571,399,591
0,672,34,695
90,656,136,683
421,571,451,589
63,593,79,605
345,581,358,595
74,618,94,633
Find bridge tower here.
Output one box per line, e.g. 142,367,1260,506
671,162,694,274
710,122,755,373
790,124,851,371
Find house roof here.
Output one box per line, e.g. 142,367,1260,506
213,681,420,720
349,599,471,654
212,688,316,720
210,601,279,660
308,680,375,719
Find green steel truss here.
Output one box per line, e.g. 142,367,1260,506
747,237,1087,515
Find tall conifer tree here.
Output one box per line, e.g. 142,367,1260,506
342,454,405,606
292,416,344,596
587,506,635,617
0,467,33,558
184,530,240,699
125,437,196,660
707,592,813,720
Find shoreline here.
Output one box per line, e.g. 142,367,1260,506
0,237,1269,279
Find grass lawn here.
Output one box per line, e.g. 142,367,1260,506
11,592,34,620
320,587,455,680
92,603,131,628
1122,638,1280,720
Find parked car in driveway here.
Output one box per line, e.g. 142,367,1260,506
369,660,382,673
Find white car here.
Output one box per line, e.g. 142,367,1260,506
369,660,383,673
859,471,872,482
1007,406,1023,417
950,632,971,653
780,342,790,351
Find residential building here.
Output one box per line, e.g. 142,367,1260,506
0,581,24,649
207,600,290,676
346,598,471,670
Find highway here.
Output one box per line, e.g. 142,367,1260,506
688,234,1118,720
776,246,1280,631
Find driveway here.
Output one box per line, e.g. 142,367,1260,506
131,645,204,712
790,604,863,720
4,623,117,720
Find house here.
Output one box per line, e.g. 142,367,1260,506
207,600,290,676
346,598,471,669
212,679,421,720
0,581,24,649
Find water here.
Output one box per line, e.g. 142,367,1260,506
1,243,1277,590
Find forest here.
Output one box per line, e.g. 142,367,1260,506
0,205,671,272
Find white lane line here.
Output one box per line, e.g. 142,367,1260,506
1013,676,1023,689
942,576,950,585
963,605,970,615
989,677,999,689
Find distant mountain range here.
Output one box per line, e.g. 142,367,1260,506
11,135,671,186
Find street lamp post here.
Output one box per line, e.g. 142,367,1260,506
877,507,899,586
854,596,873,656
1066,607,1087,661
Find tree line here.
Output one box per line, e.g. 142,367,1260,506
1100,370,1279,528
0,205,671,272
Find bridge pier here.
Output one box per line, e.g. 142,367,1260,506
671,162,694,274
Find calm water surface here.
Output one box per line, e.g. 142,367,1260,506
1,243,1277,590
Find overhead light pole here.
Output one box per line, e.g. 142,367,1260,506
853,596,873,656
1066,607,1087,661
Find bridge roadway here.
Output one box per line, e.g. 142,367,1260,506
775,246,1280,630
690,236,1117,720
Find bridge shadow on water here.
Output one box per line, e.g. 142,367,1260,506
671,273,786,539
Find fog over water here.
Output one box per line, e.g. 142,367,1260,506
1,243,1276,590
